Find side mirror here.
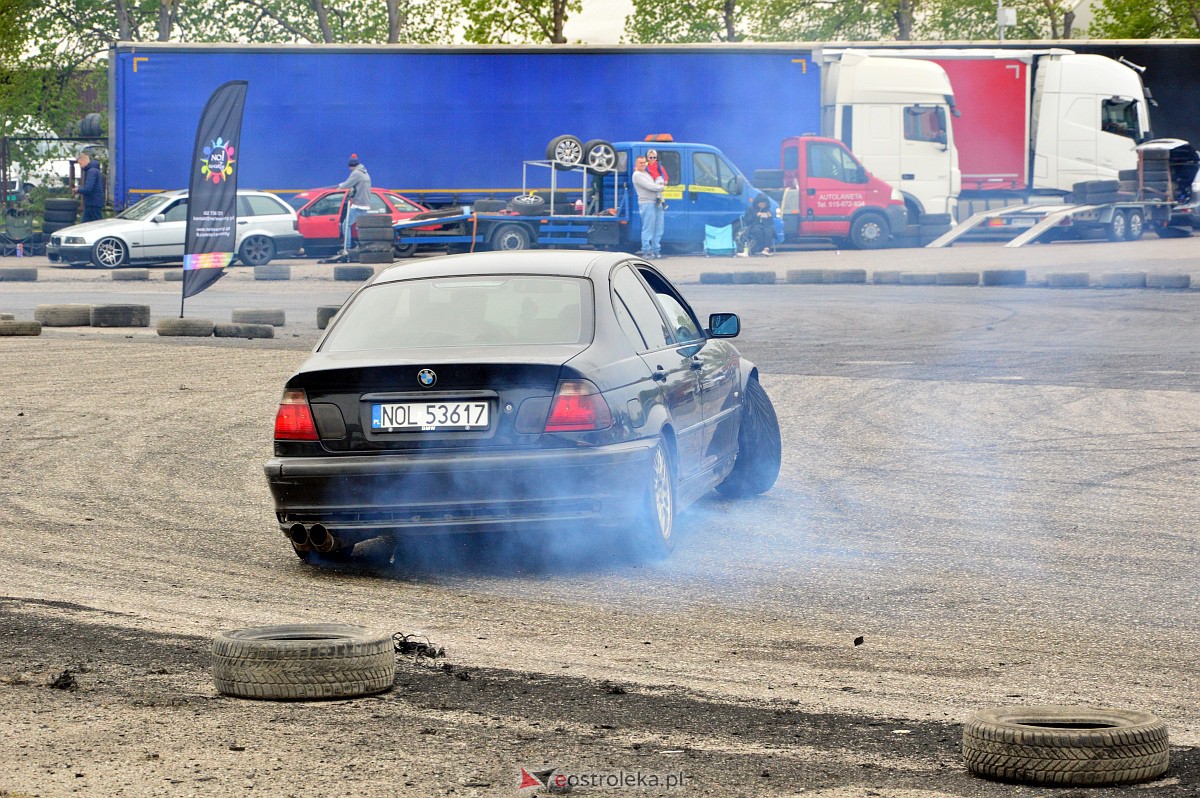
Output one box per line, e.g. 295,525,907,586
152,214,166,223
732,176,745,195
708,312,740,338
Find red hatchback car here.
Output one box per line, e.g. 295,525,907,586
288,187,430,258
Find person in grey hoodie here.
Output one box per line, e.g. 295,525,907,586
632,154,665,258
337,154,372,256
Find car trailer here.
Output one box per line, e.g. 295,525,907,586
926,199,1176,248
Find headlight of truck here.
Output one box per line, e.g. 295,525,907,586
63,236,85,244
891,188,903,203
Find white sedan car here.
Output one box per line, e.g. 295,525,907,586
46,189,303,268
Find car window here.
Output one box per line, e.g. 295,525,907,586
306,192,345,216
320,276,592,351
386,193,421,213
242,194,290,217
612,292,647,351
612,266,669,351
637,267,704,343
119,194,173,220
367,193,389,213
162,199,188,223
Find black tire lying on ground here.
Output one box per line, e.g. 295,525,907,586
963,705,1169,786
214,322,274,339
0,320,41,336
211,623,395,700
355,213,393,229
156,318,215,337
334,264,376,281
231,308,286,327
90,304,150,327
0,267,38,282
715,378,782,498
35,304,92,326
111,268,150,281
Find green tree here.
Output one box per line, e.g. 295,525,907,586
624,0,744,42
460,0,582,43
1089,0,1199,36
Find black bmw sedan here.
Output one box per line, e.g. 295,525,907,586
264,251,781,563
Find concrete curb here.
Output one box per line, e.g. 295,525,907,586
254,264,291,281
1046,272,1091,288
112,268,150,282
231,308,286,327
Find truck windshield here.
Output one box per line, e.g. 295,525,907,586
904,106,948,145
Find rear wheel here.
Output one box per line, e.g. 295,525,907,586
1125,208,1145,241
633,440,675,558
393,242,417,258
238,235,275,266
716,379,782,498
490,223,532,251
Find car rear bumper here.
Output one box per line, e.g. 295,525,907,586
263,438,658,537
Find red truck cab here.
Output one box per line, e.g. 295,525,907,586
779,135,908,248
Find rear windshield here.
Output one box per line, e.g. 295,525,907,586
321,275,593,351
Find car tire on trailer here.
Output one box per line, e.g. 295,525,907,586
632,439,675,559
546,134,584,169
582,139,617,173
849,212,889,249
473,199,507,213
490,223,532,251
1125,208,1145,241
211,623,395,701
90,236,128,268
1107,210,1128,242
715,378,782,498
508,194,546,216
962,705,1169,786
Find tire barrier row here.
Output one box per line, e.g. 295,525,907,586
13,304,346,335
700,269,1193,289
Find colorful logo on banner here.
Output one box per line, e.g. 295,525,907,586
183,251,234,271
200,137,236,184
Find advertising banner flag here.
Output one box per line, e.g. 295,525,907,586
181,80,248,307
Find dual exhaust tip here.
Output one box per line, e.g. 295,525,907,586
288,523,338,553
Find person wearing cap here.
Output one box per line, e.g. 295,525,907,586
632,154,666,259
336,154,372,257
75,152,105,223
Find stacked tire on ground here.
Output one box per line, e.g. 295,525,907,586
42,197,79,237
355,212,394,266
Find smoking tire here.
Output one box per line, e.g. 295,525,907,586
34,303,92,326
0,320,41,336
156,318,215,337
231,307,285,326
632,439,675,559
716,378,782,498
90,304,150,327
211,623,395,701
962,705,1169,786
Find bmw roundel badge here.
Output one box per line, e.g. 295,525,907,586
417,369,437,387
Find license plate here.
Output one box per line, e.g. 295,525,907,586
371,401,490,431
1010,218,1036,227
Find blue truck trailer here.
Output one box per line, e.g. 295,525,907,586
108,43,822,210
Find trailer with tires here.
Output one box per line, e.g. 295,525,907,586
392,137,783,254
928,138,1198,246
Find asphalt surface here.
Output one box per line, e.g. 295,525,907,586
1,238,1199,796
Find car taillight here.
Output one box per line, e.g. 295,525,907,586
545,380,612,432
274,389,319,440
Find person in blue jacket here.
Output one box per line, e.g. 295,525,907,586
75,153,105,223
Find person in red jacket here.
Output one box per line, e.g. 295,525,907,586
646,149,669,184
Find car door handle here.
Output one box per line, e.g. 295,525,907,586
690,357,703,370
238,220,248,225
651,366,667,382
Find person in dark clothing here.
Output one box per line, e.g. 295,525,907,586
739,193,774,256
75,153,105,223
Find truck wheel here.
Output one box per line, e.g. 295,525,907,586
1107,210,1128,242
546,135,584,169
393,243,417,258
91,236,129,268
1125,209,1145,241
238,235,276,266
582,139,617,173
490,224,531,251
849,212,889,249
